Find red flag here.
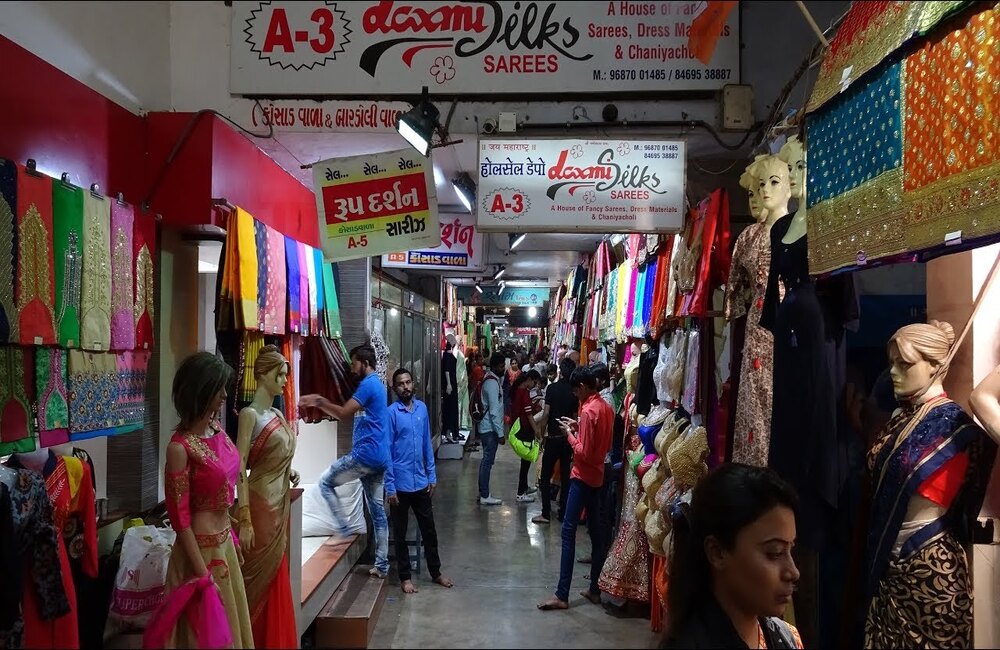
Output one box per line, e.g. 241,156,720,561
688,1,738,65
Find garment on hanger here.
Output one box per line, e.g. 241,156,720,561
313,247,326,336
305,244,319,337
16,165,56,345
36,349,70,448
297,242,311,336
0,467,70,649
262,226,286,336
724,222,775,467
285,236,301,334
109,201,135,350
52,183,83,348
0,345,36,455
80,193,112,352
67,350,119,438
323,263,342,338
235,208,259,331
115,350,149,435
681,329,701,415
635,341,659,416
254,219,268,331
0,160,17,343
133,210,156,350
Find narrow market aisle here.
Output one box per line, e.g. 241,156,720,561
369,445,659,649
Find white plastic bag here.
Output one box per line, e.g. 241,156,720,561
301,480,366,538
107,525,176,633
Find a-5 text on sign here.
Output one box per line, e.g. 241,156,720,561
382,213,484,271
230,1,740,96
477,138,685,233
313,148,440,262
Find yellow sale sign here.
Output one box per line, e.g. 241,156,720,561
313,148,440,262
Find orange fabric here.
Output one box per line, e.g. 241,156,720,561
917,452,969,508
651,555,667,633
251,554,298,649
688,1,738,65
23,529,78,648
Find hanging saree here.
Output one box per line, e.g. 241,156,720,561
298,243,312,337
133,211,156,350
80,193,112,352
0,345,36,455
323,263,343,338
68,350,119,438
110,202,136,351
864,397,996,648
236,208,259,331
285,236,301,334
0,160,17,343
52,183,83,348
36,349,70,448
262,226,286,336
115,351,148,436
254,219,269,331
16,166,56,345
239,409,298,648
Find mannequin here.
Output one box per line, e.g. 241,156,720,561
455,339,470,431
598,357,651,603
724,159,777,466
777,136,807,244
865,322,995,648
441,334,460,442
236,345,299,648
757,154,836,648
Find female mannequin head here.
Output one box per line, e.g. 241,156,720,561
254,344,289,398
777,136,807,201
750,156,792,219
887,321,955,401
172,352,234,430
739,167,765,223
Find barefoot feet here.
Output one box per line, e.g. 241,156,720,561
433,575,454,588
537,596,569,611
401,580,418,594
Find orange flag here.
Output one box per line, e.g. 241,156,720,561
688,1,738,65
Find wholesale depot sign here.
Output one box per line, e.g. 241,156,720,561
477,138,685,233
313,148,440,262
382,213,484,271
230,2,739,95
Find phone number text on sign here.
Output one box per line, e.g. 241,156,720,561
477,138,685,233
313,148,440,262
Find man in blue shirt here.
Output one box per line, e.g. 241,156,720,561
386,368,454,593
300,344,391,578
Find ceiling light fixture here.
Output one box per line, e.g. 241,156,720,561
509,233,526,250
492,266,506,281
498,280,506,295
395,86,439,156
474,282,484,294
610,233,626,246
505,307,511,314
452,171,477,213
528,306,538,318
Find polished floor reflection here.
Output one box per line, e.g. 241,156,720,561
370,446,659,648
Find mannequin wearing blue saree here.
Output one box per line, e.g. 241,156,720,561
864,321,995,649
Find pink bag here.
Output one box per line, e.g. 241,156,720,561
143,574,232,649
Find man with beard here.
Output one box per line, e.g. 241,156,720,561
385,368,454,593
300,344,391,578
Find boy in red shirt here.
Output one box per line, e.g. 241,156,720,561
537,365,614,610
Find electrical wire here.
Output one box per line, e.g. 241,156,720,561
692,158,742,176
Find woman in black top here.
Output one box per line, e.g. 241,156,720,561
663,464,803,649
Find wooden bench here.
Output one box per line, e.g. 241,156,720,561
313,568,387,649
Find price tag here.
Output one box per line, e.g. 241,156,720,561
839,66,853,92
945,230,963,246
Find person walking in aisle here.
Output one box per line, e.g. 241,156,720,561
478,353,506,506
511,370,543,502
538,365,614,611
532,358,578,525
385,368,454,594
299,344,392,578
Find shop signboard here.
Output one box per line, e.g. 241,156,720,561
313,147,440,262
230,2,739,96
381,212,484,271
476,138,685,233
456,286,549,307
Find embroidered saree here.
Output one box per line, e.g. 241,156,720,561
240,409,298,648
864,397,996,648
52,184,83,348
0,160,17,343
236,208,259,331
16,166,56,345
323,263,343,339
68,350,119,437
285,236,301,334
80,193,112,352
110,202,135,351
36,349,70,448
0,346,36,455
262,226,286,336
133,210,156,350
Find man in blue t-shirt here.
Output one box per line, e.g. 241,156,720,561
300,344,392,578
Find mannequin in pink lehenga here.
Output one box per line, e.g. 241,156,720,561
598,359,651,603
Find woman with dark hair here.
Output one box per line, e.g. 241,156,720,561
160,352,253,647
664,463,802,649
511,369,542,501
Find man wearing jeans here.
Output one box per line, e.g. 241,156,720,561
385,368,454,593
537,365,614,610
300,344,391,578
477,353,506,505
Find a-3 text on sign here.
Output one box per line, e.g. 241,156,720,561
230,1,740,95
313,148,440,262
477,138,685,233
382,213,484,271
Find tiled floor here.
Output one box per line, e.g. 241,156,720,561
368,446,659,649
